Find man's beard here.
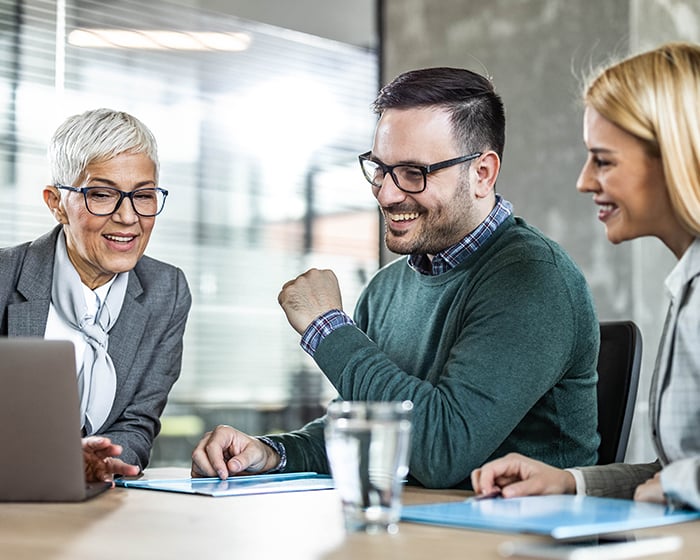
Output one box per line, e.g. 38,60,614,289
382,176,476,255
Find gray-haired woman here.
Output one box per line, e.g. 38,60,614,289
0,108,191,482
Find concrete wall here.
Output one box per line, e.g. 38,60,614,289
381,0,700,462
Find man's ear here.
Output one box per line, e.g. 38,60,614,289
43,185,68,224
472,151,500,199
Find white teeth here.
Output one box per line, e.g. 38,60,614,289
388,212,419,222
599,204,616,212
105,234,134,242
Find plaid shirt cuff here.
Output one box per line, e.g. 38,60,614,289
300,309,355,356
257,436,287,473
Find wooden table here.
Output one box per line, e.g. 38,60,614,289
0,468,697,559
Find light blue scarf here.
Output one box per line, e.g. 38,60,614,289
51,231,128,434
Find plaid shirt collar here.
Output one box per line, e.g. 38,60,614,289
408,195,513,276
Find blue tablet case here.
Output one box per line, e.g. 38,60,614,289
401,495,700,539
115,472,334,497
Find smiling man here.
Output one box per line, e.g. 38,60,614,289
192,67,600,489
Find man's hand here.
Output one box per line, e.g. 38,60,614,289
634,472,666,504
471,452,577,498
278,268,343,334
82,436,140,482
191,425,280,480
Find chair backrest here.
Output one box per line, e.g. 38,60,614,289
595,320,643,465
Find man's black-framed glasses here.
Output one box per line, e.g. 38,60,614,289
358,151,482,194
56,185,168,217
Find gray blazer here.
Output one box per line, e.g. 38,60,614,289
0,226,192,468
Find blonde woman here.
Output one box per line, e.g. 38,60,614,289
471,42,700,510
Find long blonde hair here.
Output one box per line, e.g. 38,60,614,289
584,42,700,236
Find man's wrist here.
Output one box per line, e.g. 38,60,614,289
256,436,287,473
300,309,355,356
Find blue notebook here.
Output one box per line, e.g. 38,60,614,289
115,472,334,497
401,495,700,539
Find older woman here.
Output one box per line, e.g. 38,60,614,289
471,42,700,510
0,108,191,481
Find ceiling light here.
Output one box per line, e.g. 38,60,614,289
67,29,252,51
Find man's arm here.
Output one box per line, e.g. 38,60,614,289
312,257,598,488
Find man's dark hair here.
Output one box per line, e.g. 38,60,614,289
372,67,505,159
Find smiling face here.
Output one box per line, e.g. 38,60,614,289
43,152,158,289
576,107,691,257
370,107,494,256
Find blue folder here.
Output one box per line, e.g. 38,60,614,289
115,472,335,497
401,495,700,539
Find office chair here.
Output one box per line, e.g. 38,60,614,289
595,320,643,465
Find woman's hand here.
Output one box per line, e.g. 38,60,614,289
82,436,140,482
634,472,666,504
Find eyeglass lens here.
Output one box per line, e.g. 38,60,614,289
362,161,425,193
85,187,166,216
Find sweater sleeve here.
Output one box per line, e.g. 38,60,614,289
267,416,331,474
311,251,599,488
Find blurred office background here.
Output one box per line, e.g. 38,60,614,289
1,0,698,466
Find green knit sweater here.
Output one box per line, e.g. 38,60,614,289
273,215,600,489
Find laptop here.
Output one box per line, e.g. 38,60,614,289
0,337,111,501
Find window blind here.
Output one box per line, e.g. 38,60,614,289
0,0,379,462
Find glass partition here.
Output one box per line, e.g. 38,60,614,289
0,0,379,465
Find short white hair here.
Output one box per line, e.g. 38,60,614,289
48,108,159,186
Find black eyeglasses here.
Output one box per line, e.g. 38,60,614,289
56,185,168,217
358,151,482,194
